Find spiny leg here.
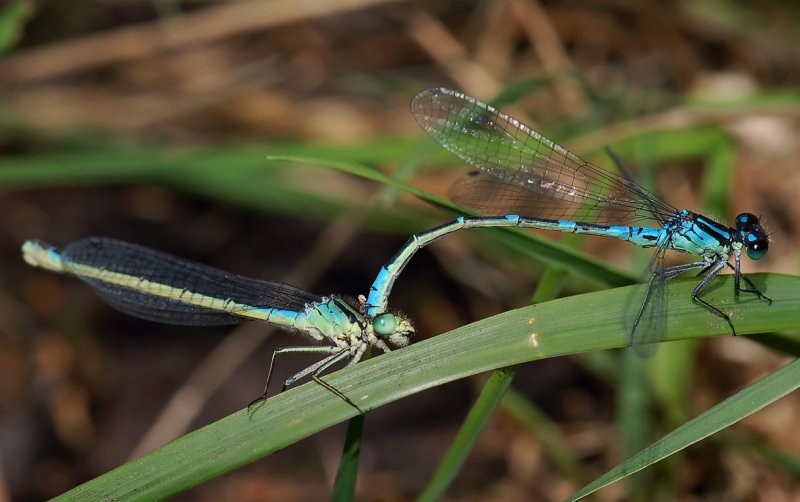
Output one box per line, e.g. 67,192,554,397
630,260,708,344
282,349,348,389
690,259,737,335
727,261,772,304
660,260,710,281
346,340,369,368
309,350,364,413
309,340,377,413
694,261,716,277
248,346,338,409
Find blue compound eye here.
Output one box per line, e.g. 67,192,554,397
746,235,768,260
372,313,397,337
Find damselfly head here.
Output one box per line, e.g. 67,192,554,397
735,213,769,260
372,311,414,348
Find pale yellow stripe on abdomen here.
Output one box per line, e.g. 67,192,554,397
64,261,273,322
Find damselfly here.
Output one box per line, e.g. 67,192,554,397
23,238,414,405
366,87,771,348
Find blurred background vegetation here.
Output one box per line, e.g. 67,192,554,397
1,0,799,500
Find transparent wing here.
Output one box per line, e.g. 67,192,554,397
412,88,677,226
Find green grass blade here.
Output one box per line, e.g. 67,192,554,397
701,135,735,216
650,340,695,426
568,356,800,501
50,274,799,500
417,366,519,502
0,0,31,55
617,350,653,496
332,413,364,502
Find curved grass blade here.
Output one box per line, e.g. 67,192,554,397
49,274,798,500
568,356,800,501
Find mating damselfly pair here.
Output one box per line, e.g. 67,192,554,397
22,87,771,405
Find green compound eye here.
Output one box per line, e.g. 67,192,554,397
746,241,768,260
745,233,768,261
372,313,397,337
